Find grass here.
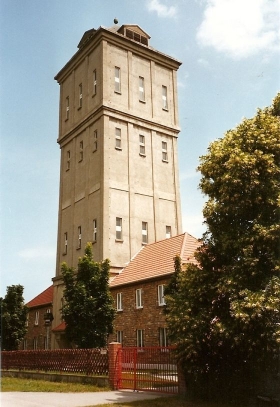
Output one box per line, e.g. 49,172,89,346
1,377,247,407
1,377,110,393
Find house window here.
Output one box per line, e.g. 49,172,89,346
93,70,97,95
116,217,123,240
93,130,98,152
162,85,168,110
159,327,168,347
78,83,83,108
136,329,144,347
117,292,123,311
142,222,148,244
66,150,70,171
136,288,143,309
64,232,68,254
116,330,123,345
35,311,39,326
33,337,38,350
158,284,165,306
79,141,83,162
139,76,145,101
66,96,70,120
115,128,121,150
162,141,168,162
114,67,121,93
77,226,82,249
166,225,171,239
139,135,145,156
93,219,97,242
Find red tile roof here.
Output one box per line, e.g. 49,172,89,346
110,233,200,288
26,285,53,308
52,321,66,332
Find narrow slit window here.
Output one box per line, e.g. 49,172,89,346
116,217,123,240
115,128,121,149
142,222,148,244
93,130,98,151
139,76,145,101
64,232,68,254
162,141,168,162
162,85,168,110
66,96,69,120
79,141,83,162
93,219,97,242
79,83,83,108
93,70,97,95
77,226,82,249
114,67,121,93
139,135,145,155
117,292,123,311
66,150,71,171
166,225,171,238
136,288,143,308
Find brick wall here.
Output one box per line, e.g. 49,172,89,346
109,277,170,347
22,304,53,350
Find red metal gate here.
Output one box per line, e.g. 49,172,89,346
117,347,178,393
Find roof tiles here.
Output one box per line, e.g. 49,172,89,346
27,285,53,308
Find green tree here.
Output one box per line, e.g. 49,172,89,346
165,94,280,402
0,285,28,350
61,243,115,348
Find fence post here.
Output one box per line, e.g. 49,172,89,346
177,362,187,395
108,342,122,390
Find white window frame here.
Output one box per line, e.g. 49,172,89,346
93,219,97,242
93,69,97,95
64,232,68,254
139,135,145,156
142,221,148,244
78,83,83,108
116,217,123,240
159,327,168,347
166,225,171,239
93,130,98,152
117,292,123,311
114,67,121,93
116,330,123,344
139,76,145,101
66,96,70,120
35,311,39,326
77,226,82,249
136,329,144,347
162,85,168,110
136,288,143,309
115,128,122,150
162,141,168,162
158,284,165,306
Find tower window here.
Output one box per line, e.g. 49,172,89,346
166,225,171,238
63,232,68,254
66,150,71,171
115,128,122,150
162,85,168,110
142,222,148,244
116,217,123,240
93,219,97,242
162,141,168,162
93,70,97,95
77,226,82,249
115,67,121,93
78,83,83,108
66,96,70,120
139,135,145,156
93,130,98,152
79,141,83,162
139,76,145,102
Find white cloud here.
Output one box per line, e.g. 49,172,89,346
197,0,280,59
18,246,56,260
146,0,177,18
182,214,206,238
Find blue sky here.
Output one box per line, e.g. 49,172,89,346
1,0,279,302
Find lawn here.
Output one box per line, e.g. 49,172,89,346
1,377,247,407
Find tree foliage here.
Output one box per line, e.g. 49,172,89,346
61,243,115,348
165,94,280,401
0,285,28,350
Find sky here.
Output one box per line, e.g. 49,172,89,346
1,0,279,302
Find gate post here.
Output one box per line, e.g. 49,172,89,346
108,342,122,390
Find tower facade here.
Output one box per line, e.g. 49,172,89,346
52,24,182,345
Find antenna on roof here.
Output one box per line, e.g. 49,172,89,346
114,18,118,24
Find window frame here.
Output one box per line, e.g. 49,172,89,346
34,311,39,326
116,217,123,241
78,83,83,108
166,225,171,239
136,329,144,347
93,130,98,152
139,76,145,102
77,226,82,249
66,96,70,120
159,327,168,347
136,288,143,309
162,85,168,110
116,292,123,311
142,221,148,244
66,150,71,171
158,284,166,306
93,219,97,243
116,330,123,345
93,69,97,95
63,232,68,255
114,66,121,93
139,135,145,156
115,127,122,150
162,141,168,162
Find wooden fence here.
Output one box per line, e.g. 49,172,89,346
1,348,108,375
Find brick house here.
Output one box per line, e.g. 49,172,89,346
22,285,54,350
108,233,199,347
